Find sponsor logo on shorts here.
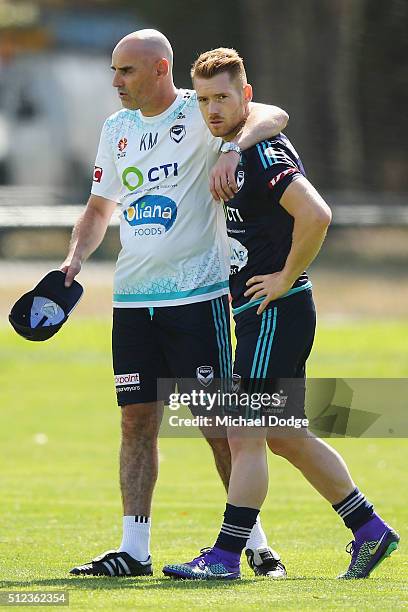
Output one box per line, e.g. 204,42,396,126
115,372,140,387
196,365,214,387
115,386,139,394
93,166,103,182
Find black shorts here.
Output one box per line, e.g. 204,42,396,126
112,296,231,406
232,289,316,419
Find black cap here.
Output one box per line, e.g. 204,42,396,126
9,270,83,341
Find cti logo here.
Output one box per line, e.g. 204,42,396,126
225,205,244,222
122,163,179,191
124,194,178,236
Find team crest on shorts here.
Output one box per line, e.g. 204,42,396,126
196,365,214,387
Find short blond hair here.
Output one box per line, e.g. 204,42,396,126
191,47,247,85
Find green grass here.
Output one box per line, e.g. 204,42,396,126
0,319,407,610
309,320,408,377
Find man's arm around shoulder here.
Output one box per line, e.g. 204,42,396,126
210,104,288,201
234,102,289,151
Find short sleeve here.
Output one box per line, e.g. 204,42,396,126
90,121,122,203
254,140,304,204
267,165,303,204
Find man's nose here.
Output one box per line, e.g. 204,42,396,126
112,72,123,88
208,101,220,116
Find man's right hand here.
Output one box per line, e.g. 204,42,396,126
59,195,117,288
61,257,82,287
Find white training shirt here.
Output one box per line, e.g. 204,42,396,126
91,89,230,308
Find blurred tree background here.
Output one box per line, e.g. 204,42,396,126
0,0,406,312
0,0,407,198
126,0,408,192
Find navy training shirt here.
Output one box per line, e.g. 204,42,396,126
225,133,310,310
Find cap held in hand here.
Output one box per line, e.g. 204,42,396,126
9,270,83,341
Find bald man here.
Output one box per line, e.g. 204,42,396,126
64,29,288,578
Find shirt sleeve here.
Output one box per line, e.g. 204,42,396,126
90,120,122,203
254,141,304,205
266,165,303,204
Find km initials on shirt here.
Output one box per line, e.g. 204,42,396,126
140,132,159,151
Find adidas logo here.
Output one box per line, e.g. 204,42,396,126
102,556,131,576
176,112,186,119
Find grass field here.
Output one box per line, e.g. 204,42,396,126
0,317,407,610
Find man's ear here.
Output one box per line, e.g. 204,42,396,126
157,58,170,78
243,83,253,103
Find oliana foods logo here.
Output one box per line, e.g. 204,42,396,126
124,194,178,237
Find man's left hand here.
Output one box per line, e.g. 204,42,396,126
210,151,240,202
244,272,293,315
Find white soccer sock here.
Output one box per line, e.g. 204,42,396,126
119,515,151,562
246,515,268,550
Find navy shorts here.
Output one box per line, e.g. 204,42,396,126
232,289,316,419
112,296,231,406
